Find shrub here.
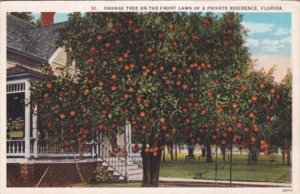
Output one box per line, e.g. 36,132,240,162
92,167,111,183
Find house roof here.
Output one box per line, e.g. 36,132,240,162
7,15,66,62
7,64,45,81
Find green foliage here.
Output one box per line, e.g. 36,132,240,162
10,12,37,25
91,167,111,183
30,12,291,156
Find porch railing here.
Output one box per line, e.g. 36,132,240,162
98,141,126,179
6,139,93,158
128,143,143,168
37,139,92,157
7,139,35,157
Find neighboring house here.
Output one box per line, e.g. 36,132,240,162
6,13,142,187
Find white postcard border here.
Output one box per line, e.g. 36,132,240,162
0,1,299,194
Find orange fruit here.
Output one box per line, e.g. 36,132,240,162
117,57,124,62
104,42,111,48
160,117,166,123
220,120,226,126
223,40,229,46
200,109,207,115
123,93,130,100
207,91,213,97
236,122,242,129
171,128,176,134
251,95,258,102
46,82,53,89
215,127,220,132
60,113,66,119
98,81,104,88
231,115,238,122
124,65,130,70
129,63,135,69
171,66,177,72
111,85,117,91
111,74,117,80
70,111,76,116
259,83,266,90
43,93,49,98
102,60,109,66
123,53,129,58
140,111,146,118
90,46,96,52
227,126,233,132
270,88,276,94
231,101,238,109
248,112,255,119
134,28,140,33
185,118,191,123
147,47,153,53
182,84,189,90
84,88,90,95
97,34,103,41
176,80,182,86
252,124,259,132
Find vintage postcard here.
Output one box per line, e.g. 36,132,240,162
0,1,299,194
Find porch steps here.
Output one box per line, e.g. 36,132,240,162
99,157,143,182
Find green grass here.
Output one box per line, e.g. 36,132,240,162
85,152,291,187
160,153,291,183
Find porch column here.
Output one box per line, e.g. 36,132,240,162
24,80,31,158
125,121,129,155
128,121,132,155
124,121,129,182
32,106,38,158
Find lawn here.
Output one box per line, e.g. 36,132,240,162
159,153,291,183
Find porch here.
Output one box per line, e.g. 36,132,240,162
6,75,143,186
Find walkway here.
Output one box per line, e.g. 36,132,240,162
159,177,291,187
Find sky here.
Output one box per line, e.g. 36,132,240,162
32,12,291,82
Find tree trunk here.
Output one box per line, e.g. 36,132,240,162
175,142,178,161
247,150,251,165
221,146,226,162
282,150,285,165
141,144,162,187
250,145,258,163
287,147,291,166
206,143,213,162
162,146,165,162
188,144,194,157
202,144,206,157
168,142,174,161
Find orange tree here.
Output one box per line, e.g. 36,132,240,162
266,72,292,165
30,12,279,186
